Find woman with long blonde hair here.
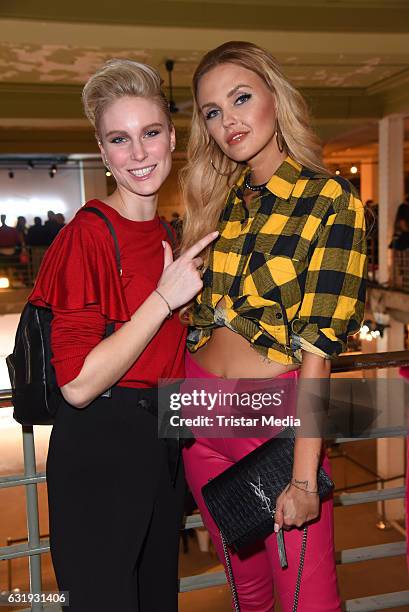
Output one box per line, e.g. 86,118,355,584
181,41,366,611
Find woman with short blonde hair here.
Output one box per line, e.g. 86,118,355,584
30,58,217,611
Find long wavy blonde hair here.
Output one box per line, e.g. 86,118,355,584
180,41,328,252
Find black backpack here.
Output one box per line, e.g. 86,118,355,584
6,207,175,425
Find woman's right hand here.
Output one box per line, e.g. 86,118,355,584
157,231,218,310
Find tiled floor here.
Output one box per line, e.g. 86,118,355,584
0,419,407,611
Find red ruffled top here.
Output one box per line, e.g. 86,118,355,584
29,200,186,388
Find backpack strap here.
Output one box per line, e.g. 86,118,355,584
81,207,122,276
160,219,176,251
79,208,121,398
83,208,175,261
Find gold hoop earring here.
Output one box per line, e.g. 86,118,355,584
275,121,285,154
210,158,239,177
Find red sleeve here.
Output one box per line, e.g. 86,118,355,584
51,305,106,387
28,211,130,387
28,216,130,322
399,366,409,380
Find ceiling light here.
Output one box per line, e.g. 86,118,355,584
335,170,340,175
350,165,358,174
0,277,10,289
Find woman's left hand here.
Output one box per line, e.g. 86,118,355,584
274,483,319,531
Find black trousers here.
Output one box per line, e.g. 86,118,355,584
46,386,185,612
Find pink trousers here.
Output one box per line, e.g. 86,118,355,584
182,351,341,612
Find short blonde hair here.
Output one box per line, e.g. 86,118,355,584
82,59,171,135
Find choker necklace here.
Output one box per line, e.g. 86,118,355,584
244,174,267,192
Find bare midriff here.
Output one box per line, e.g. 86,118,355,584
192,191,299,379
190,298,300,379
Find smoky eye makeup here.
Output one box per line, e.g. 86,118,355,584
110,135,127,144
235,93,252,105
203,92,252,120
104,130,129,143
205,108,219,121
144,128,162,137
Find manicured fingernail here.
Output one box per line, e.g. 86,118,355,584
274,523,279,533
162,241,166,248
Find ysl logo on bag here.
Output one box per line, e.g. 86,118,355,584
249,476,274,515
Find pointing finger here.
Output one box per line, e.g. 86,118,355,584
183,231,218,260
162,240,174,270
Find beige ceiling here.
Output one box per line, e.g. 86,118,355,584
0,0,408,161
2,0,409,32
0,43,407,89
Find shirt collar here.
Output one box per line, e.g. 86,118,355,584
266,156,303,199
233,155,303,201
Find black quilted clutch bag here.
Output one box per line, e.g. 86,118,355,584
202,427,334,552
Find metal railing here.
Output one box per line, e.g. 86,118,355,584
6,534,49,593
0,246,48,289
0,351,408,611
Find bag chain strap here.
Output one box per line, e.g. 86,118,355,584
220,525,308,612
292,526,307,611
221,532,240,612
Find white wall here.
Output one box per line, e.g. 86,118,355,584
0,166,83,226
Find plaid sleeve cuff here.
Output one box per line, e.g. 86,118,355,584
290,331,330,358
291,318,353,358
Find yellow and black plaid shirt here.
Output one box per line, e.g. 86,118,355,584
187,156,367,365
